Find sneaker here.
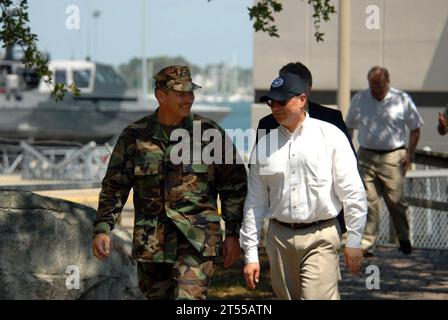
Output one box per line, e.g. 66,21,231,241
399,240,413,255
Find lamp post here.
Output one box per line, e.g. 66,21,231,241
337,0,351,118
92,10,101,61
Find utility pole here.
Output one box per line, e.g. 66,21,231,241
337,0,351,118
86,2,91,60
92,10,101,61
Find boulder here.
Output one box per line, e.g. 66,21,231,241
0,190,144,299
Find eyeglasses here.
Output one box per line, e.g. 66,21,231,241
266,94,306,107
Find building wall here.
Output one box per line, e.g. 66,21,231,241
251,0,448,153
253,0,448,92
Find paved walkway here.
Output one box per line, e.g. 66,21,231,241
72,206,448,300
116,211,448,300
2,176,446,300
339,245,448,299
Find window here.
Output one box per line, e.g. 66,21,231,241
73,69,91,88
55,69,67,85
95,64,126,86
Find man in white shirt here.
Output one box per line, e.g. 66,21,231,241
346,66,424,257
240,73,367,300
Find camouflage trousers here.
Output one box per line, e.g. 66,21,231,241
137,231,216,300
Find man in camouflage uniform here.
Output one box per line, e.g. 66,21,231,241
92,65,247,300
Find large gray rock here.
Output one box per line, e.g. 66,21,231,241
0,190,144,299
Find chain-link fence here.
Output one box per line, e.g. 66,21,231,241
376,150,448,249
378,172,448,249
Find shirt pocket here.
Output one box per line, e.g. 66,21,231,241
133,156,161,199
134,157,159,176
182,163,211,196
303,156,332,214
387,100,405,123
304,155,331,186
184,211,222,257
132,218,160,260
259,160,286,177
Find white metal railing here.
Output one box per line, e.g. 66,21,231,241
0,141,111,181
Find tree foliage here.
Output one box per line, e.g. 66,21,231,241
247,0,337,41
0,0,79,101
210,0,336,41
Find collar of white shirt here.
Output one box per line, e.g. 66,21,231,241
278,111,310,138
369,89,393,102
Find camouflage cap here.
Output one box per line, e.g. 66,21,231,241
153,65,201,92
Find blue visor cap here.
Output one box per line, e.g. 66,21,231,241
259,73,307,103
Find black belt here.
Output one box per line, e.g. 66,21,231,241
361,146,406,154
271,218,335,230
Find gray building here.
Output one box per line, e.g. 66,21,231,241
252,0,448,153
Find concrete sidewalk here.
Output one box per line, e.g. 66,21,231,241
339,246,448,299
118,211,448,300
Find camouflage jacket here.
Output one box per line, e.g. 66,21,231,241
93,109,247,263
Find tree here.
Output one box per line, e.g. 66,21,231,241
0,0,78,101
211,0,337,41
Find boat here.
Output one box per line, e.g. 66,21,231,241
0,59,230,144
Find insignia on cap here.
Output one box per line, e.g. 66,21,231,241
179,67,190,79
272,77,284,88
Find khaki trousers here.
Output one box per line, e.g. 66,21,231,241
358,148,410,252
266,219,341,300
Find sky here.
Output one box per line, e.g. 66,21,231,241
26,0,254,69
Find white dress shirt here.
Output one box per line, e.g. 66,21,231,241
345,87,424,150
240,113,367,263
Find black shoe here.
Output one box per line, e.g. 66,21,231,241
362,249,374,258
399,240,413,255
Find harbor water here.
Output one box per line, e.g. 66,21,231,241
214,101,252,155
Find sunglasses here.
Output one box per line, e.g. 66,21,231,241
266,94,306,107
